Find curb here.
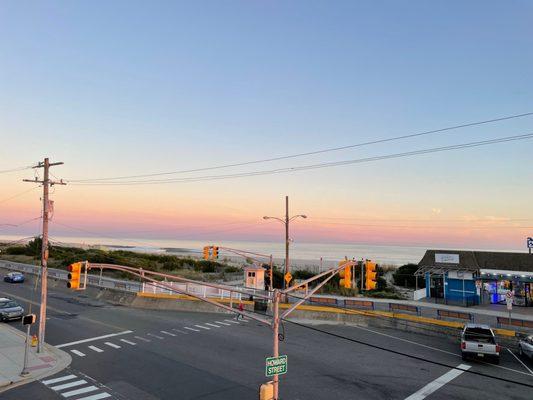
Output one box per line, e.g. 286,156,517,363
0,324,72,393
138,291,518,338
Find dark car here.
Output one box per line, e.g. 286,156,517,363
4,272,25,283
0,298,24,321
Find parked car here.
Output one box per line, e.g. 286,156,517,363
4,272,25,283
461,323,500,364
0,298,24,321
518,335,533,359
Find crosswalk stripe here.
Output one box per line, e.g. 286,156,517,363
215,321,231,326
88,346,103,353
62,385,99,398
147,333,164,339
171,328,188,334
194,325,210,330
77,393,112,400
184,327,200,332
224,319,240,324
50,379,88,391
104,342,121,349
71,350,86,357
205,323,220,328
241,319,250,322
134,336,151,342
42,374,78,385
161,330,176,337
120,339,136,345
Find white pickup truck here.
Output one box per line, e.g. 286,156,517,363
461,323,500,364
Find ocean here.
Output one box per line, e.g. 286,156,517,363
1,234,428,267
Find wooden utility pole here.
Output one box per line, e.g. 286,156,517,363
23,158,65,353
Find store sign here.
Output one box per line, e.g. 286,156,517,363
435,254,459,264
527,237,533,249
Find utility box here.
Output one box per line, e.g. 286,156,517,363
244,266,265,290
259,381,274,400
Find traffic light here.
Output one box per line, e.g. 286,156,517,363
365,260,377,290
212,246,219,259
338,260,352,289
203,246,211,260
67,262,83,289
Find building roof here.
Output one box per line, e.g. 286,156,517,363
417,249,533,274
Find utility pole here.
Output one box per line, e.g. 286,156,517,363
23,158,65,353
263,196,307,294
284,196,289,290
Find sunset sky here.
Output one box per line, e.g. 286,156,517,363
1,1,533,251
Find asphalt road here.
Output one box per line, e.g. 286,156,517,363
1,278,532,400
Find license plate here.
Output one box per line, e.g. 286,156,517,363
477,353,484,357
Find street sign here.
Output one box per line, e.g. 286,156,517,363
265,355,288,377
284,272,292,284
527,237,533,249
22,314,36,326
506,290,514,311
475,280,482,289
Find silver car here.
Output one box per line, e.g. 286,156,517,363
518,335,533,359
0,297,24,321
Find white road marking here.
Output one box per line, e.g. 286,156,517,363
507,348,533,375
88,346,104,353
77,393,112,400
50,379,88,391
215,320,231,326
71,350,86,357
160,330,176,337
104,342,121,349
404,364,471,400
172,328,188,334
224,319,240,324
205,323,220,328
62,385,99,398
241,319,249,322
134,336,151,342
147,333,164,339
120,339,137,345
55,330,133,348
184,327,200,332
194,325,210,330
350,324,532,377
42,374,78,385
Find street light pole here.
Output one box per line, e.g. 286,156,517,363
263,197,307,294
284,196,289,290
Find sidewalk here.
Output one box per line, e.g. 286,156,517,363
0,323,71,393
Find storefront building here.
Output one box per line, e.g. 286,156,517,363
415,250,533,307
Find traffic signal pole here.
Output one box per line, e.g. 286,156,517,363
23,158,65,353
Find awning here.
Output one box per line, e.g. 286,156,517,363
414,265,478,277
480,269,533,281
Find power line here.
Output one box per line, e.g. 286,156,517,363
0,165,34,174
71,132,533,186
0,216,42,228
283,318,533,388
66,111,533,183
0,186,40,205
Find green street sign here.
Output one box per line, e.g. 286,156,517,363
265,355,288,377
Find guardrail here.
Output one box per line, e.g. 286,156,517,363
389,303,420,316
437,309,473,322
496,316,533,329
344,299,374,310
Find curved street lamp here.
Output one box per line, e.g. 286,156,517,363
263,196,307,290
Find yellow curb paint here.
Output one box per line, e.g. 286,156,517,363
136,292,517,337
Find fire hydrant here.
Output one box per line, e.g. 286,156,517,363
31,335,38,347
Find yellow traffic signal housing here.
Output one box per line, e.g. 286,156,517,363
338,261,352,289
365,260,377,290
203,246,211,260
67,262,82,289
212,246,219,259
